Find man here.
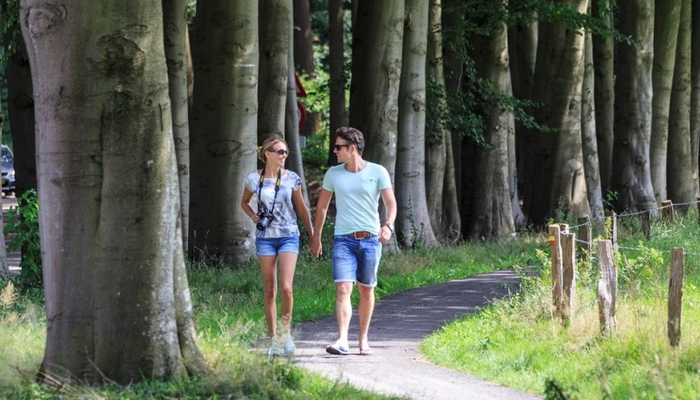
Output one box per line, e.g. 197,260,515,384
310,127,397,356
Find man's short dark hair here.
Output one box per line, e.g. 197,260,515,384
335,127,365,155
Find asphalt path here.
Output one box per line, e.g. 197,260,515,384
292,269,543,400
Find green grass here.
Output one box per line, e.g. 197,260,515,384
0,232,539,398
422,211,700,399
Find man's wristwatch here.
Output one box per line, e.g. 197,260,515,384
385,222,394,234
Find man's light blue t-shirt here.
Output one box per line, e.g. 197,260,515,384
322,162,392,235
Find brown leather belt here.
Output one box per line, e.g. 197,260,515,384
348,231,373,240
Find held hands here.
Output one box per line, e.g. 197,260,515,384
309,235,322,258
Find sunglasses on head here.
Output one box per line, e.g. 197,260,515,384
334,143,353,151
267,148,288,155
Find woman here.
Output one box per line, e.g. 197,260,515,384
241,135,313,357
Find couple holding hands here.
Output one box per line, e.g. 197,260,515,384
240,127,397,357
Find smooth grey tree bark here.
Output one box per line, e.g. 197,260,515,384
591,0,614,195
466,14,515,239
21,0,207,383
666,0,694,208
327,0,346,166
524,0,590,224
349,0,404,179
691,0,700,199
285,0,310,206
163,0,191,250
508,17,537,186
426,0,461,241
188,1,259,263
611,0,657,213
649,0,681,204
396,0,437,247
582,21,604,222
258,0,289,143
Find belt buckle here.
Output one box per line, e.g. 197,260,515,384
352,231,368,240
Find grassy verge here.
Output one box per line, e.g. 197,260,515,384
422,212,700,399
0,233,539,398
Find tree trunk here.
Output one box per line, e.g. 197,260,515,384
163,0,191,251
285,0,310,206
582,20,604,221
258,0,289,143
667,0,694,208
349,0,404,178
3,10,37,197
508,18,537,186
691,0,700,199
293,0,321,136
21,0,207,383
426,0,453,241
466,16,515,239
327,0,346,166
396,0,437,247
441,0,463,241
592,0,614,195
525,0,590,224
650,0,681,204
611,0,657,213
293,0,314,73
188,1,259,263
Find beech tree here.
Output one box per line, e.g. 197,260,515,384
396,0,437,247
523,0,591,223
349,0,404,176
20,0,207,383
666,0,694,207
258,0,289,143
465,6,515,239
163,0,191,250
426,0,461,241
188,1,259,263
611,0,656,213
649,0,681,204
591,0,614,195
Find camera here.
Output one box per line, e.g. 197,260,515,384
256,205,275,231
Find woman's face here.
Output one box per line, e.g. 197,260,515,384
265,141,288,167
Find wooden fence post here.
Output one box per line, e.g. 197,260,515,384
661,200,674,223
577,216,592,262
641,211,651,240
668,248,684,347
549,224,563,319
561,232,576,325
597,240,617,336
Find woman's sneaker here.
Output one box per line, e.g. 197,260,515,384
268,340,284,358
283,334,296,355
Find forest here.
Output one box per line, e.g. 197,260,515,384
0,0,698,389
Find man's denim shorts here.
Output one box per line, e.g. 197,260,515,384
255,236,300,256
332,234,382,287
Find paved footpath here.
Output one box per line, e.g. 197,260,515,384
292,269,543,400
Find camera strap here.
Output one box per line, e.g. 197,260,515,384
257,168,282,212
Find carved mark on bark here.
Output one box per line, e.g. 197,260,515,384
24,4,67,39
93,25,148,79
206,140,242,157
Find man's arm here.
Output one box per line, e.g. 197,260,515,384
379,187,397,244
309,188,333,257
